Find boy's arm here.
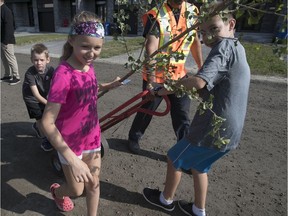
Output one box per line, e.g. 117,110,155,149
30,85,47,105
177,75,206,90
190,32,203,70
157,75,206,96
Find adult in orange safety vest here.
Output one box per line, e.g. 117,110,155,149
128,0,203,154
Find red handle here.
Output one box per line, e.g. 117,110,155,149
99,90,170,132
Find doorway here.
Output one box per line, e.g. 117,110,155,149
37,0,55,32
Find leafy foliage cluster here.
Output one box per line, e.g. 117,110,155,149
111,0,287,148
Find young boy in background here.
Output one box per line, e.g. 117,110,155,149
22,43,54,151
142,3,250,216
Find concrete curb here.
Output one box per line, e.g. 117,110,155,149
250,75,287,84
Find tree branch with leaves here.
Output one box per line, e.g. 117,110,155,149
103,0,287,148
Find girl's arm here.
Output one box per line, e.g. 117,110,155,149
41,102,94,183
30,85,47,105
98,76,122,92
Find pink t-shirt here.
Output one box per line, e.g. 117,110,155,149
48,61,101,156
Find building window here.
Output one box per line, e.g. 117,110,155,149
37,0,54,9
96,1,106,22
115,0,137,6
71,0,76,19
28,2,34,26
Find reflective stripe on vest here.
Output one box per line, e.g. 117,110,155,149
142,2,198,83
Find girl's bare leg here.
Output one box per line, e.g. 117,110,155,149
53,152,101,215
54,164,85,198
83,151,101,216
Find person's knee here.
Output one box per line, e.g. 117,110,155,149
167,158,177,172
86,175,100,194
69,184,85,197
191,169,207,176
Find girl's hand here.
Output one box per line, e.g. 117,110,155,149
110,76,122,89
98,76,122,91
70,157,94,183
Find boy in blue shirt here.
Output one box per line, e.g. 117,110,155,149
142,4,250,216
22,43,54,151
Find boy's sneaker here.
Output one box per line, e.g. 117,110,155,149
9,77,20,85
0,76,12,82
32,122,44,138
178,200,197,216
142,188,175,211
41,137,53,152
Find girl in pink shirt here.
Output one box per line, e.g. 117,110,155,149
41,11,121,215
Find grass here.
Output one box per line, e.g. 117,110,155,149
101,37,144,58
241,41,287,77
16,34,67,45
16,34,287,77
16,34,144,59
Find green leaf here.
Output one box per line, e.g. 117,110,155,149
235,10,245,19
248,15,260,25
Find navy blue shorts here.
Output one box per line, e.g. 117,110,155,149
168,138,229,173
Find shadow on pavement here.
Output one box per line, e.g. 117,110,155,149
1,121,64,215
100,181,184,216
106,138,167,162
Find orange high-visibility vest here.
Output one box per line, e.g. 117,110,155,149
142,1,199,83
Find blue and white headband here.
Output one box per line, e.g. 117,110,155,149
69,21,105,38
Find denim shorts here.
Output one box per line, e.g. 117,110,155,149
168,138,229,173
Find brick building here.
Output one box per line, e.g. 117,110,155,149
4,0,287,42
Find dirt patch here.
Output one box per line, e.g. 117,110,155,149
1,54,287,216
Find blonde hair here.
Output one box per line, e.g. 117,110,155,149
60,11,102,62
31,43,49,59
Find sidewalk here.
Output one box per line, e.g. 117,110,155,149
14,32,201,73
14,32,287,84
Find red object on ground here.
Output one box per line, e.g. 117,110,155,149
99,90,170,132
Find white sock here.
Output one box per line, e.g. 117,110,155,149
159,192,173,205
192,204,206,216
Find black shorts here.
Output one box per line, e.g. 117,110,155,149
25,102,45,120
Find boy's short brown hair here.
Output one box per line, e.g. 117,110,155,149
30,43,49,59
